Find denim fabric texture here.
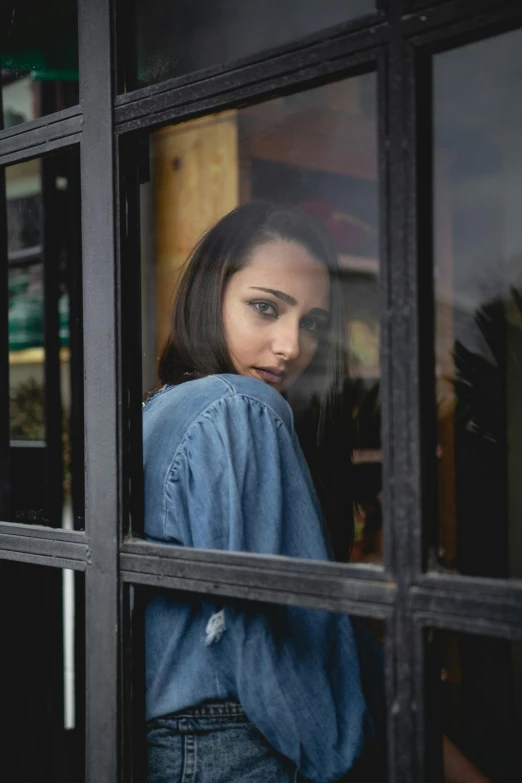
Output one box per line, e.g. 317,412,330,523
147,700,306,783
143,375,383,783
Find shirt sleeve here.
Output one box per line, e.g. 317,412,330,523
164,392,333,558
165,393,376,783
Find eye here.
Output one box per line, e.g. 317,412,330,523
250,300,278,318
300,316,319,333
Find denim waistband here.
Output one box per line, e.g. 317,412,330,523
165,699,245,720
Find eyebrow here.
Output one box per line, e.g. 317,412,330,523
249,287,330,318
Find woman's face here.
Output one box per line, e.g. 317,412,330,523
222,239,330,392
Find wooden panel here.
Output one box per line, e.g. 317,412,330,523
152,111,239,354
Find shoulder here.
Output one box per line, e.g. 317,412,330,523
215,374,294,431
143,375,233,421
143,374,293,451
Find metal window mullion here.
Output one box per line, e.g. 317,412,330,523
375,32,401,783
41,155,64,529
0,165,9,520
64,152,85,530
410,584,522,628
114,34,387,132
0,522,88,566
0,83,9,518
120,543,395,617
0,114,83,168
117,136,144,541
0,106,82,144
116,132,146,783
114,12,386,114
384,26,424,782
78,1,120,781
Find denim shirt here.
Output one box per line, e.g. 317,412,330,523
143,374,382,783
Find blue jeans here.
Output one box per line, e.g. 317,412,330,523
147,700,308,783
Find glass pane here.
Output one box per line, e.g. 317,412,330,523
427,628,522,782
132,587,386,780
1,0,79,128
0,562,85,782
140,74,381,565
434,30,522,579
5,149,84,528
127,0,374,89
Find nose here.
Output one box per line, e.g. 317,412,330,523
272,318,300,362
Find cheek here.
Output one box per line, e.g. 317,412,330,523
223,303,257,360
299,334,320,366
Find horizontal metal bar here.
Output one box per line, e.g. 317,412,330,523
115,11,385,109
120,539,395,616
115,31,386,132
0,105,81,144
413,611,522,642
0,521,87,541
416,570,522,600
410,580,522,628
0,548,88,570
402,0,522,46
0,523,89,567
120,537,391,580
0,112,82,167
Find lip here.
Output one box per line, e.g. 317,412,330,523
254,367,287,385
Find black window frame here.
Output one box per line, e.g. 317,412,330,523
1,1,522,781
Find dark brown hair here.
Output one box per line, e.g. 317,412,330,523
158,201,346,438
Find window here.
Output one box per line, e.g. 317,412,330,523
5,149,83,528
121,0,376,90
433,29,522,580
140,73,382,565
1,0,79,128
1,1,522,782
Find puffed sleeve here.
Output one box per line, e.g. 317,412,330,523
165,393,377,783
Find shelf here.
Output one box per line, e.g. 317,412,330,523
9,347,70,365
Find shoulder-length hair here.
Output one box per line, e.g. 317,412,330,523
158,201,347,440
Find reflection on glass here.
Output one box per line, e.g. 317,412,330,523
434,30,522,579
1,0,79,128
6,151,83,528
128,0,374,89
139,587,386,781
140,75,381,565
0,562,85,782
429,629,522,782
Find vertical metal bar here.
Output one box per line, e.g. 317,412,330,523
41,154,64,528
117,133,145,780
385,4,425,779
118,134,144,540
413,54,438,573
376,38,401,782
377,49,392,579
0,71,9,519
0,163,9,521
121,584,146,782
78,0,119,781
65,150,85,531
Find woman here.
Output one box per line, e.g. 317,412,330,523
143,202,490,783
